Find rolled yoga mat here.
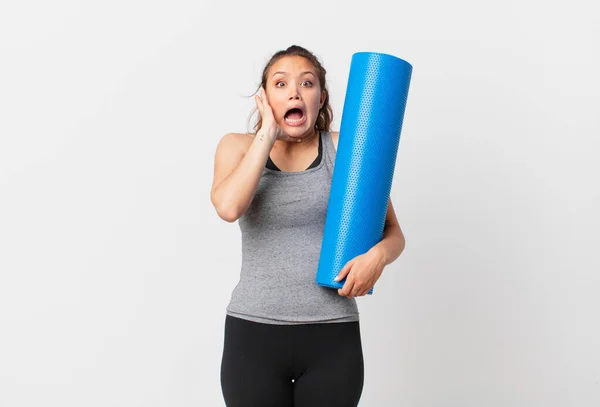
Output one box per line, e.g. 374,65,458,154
316,52,412,294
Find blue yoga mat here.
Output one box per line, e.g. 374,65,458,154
316,52,412,295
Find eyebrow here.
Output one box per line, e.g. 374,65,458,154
271,71,316,78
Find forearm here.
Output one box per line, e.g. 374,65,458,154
369,225,405,266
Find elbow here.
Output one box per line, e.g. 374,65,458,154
218,207,239,223
397,231,406,256
211,192,240,223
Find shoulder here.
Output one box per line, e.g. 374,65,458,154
330,131,339,152
216,132,255,156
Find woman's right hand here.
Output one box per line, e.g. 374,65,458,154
254,87,295,143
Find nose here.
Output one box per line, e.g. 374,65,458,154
288,85,301,100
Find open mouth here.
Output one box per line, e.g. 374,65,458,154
284,108,306,126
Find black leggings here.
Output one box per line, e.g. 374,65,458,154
220,315,364,407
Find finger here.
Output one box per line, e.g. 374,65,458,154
334,260,353,282
353,279,371,297
255,92,264,110
356,283,369,297
257,91,274,120
338,288,352,298
349,284,363,298
358,287,370,297
261,87,268,102
338,278,354,297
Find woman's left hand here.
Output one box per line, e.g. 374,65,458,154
335,249,385,298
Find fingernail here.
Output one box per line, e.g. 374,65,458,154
334,276,339,282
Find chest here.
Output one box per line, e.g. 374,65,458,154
242,174,332,230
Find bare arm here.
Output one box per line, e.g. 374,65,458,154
369,198,405,265
210,130,276,223
211,87,293,222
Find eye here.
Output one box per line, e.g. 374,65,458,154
275,81,285,87
302,80,313,86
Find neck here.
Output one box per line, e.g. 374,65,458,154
275,129,320,153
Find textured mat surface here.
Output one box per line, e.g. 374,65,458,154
316,52,412,294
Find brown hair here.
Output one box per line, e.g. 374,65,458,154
247,45,333,134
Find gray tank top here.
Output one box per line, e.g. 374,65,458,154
225,130,359,325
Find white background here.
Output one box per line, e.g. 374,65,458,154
1,1,598,406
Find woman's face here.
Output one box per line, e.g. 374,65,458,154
265,56,325,139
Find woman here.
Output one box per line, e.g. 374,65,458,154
210,45,405,407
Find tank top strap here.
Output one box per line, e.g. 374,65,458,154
322,130,336,174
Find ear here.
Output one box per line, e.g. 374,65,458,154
320,91,326,108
